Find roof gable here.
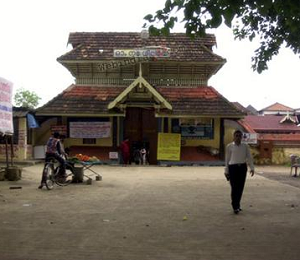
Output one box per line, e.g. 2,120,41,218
280,113,297,124
239,115,300,132
260,102,293,112
108,76,172,110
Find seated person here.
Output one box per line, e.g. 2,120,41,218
38,132,66,189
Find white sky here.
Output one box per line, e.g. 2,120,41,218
1,0,299,111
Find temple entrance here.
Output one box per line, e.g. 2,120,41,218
123,107,158,164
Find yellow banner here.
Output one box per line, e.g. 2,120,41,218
157,133,181,161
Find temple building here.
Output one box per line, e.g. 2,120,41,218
33,32,244,165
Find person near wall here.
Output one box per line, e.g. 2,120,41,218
120,137,130,166
38,132,66,189
224,129,255,214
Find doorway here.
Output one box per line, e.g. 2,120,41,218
123,107,158,164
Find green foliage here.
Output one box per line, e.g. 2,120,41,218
143,0,300,73
14,88,41,109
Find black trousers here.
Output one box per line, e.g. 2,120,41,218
229,163,247,210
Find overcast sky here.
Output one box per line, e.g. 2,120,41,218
1,0,299,111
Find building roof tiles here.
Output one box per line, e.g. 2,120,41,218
239,115,300,132
259,102,293,112
36,84,243,117
57,32,225,63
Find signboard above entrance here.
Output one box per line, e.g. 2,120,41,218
113,47,171,58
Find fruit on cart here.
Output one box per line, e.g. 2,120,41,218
88,156,100,162
71,154,100,162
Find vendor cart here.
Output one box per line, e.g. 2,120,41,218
67,159,103,184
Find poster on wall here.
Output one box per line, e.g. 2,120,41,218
157,133,181,161
0,77,13,135
69,122,111,138
181,125,205,137
242,133,258,144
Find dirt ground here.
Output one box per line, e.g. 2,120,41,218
256,165,300,188
0,164,300,260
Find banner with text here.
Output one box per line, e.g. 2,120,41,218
0,77,13,135
157,133,181,161
69,122,111,138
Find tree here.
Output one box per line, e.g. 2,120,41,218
143,0,300,73
14,88,41,109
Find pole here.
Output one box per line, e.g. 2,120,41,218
10,135,14,166
5,135,9,168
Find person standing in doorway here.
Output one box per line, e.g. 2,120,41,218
120,137,130,166
224,130,255,214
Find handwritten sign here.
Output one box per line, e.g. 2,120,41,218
70,122,111,138
157,133,181,161
0,77,13,135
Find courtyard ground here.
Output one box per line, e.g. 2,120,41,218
0,164,300,260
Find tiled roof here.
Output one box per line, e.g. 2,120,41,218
259,102,293,112
232,102,254,115
259,133,300,142
36,84,244,117
156,87,243,117
13,107,34,117
57,32,225,63
237,120,256,133
246,105,258,115
239,115,300,132
36,85,127,115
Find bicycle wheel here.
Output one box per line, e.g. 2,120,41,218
43,163,55,190
55,167,73,186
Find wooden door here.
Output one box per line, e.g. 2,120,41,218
124,108,157,164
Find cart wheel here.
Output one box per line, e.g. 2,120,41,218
86,178,92,185
96,175,102,181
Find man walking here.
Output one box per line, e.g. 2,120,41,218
225,130,254,214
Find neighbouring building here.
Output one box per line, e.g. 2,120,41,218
238,113,300,164
33,32,245,165
258,102,294,115
0,107,38,162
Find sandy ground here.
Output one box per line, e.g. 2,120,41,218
0,164,300,260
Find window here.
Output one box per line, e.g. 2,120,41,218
171,118,214,139
83,138,96,144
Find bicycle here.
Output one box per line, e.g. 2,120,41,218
41,157,74,190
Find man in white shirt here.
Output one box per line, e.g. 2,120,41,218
225,130,255,214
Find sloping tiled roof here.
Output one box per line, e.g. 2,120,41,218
57,32,225,63
259,102,293,112
35,84,244,118
13,107,34,117
239,115,300,132
232,102,254,115
246,105,258,115
259,133,300,142
156,87,243,117
36,85,127,115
